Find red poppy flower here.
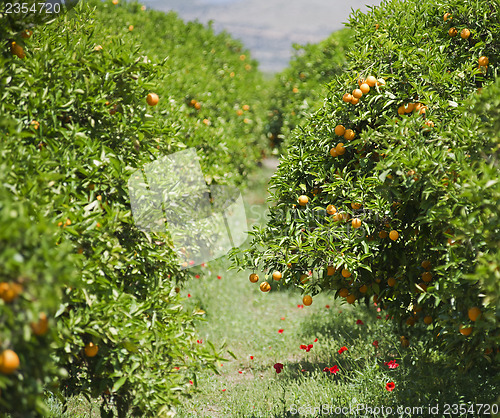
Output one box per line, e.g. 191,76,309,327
173,366,180,370
196,339,203,344
373,340,379,348
356,319,364,325
338,346,348,354
329,365,339,374
323,367,330,372
377,315,382,319
273,363,284,374
250,355,254,360
297,304,304,309
222,388,226,392
325,305,330,309
305,344,313,352
188,294,191,298
201,263,206,267
217,275,222,279
281,317,285,320
195,274,200,279
300,344,307,350
386,382,395,392
314,338,318,342
189,380,194,385
384,360,399,369
189,260,195,266
238,371,243,374
278,329,284,334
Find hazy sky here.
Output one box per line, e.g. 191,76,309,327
143,0,384,72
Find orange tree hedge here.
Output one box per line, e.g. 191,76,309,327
0,0,269,415
232,0,499,369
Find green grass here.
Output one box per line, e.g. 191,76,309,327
46,161,499,417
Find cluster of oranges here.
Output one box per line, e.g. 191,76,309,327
341,75,382,105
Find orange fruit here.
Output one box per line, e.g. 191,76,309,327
272,271,282,281
443,12,452,21
423,316,433,325
448,27,457,37
351,202,362,210
21,29,33,39
397,105,405,115
424,120,434,128
327,266,336,276
478,56,489,66
400,336,410,347
460,28,470,39
387,277,396,287
298,195,309,206
346,294,356,304
84,342,99,357
242,104,250,111
326,205,337,215
336,143,346,155
342,93,353,102
300,274,309,284
406,317,416,326
146,93,159,106
357,78,365,86
379,230,388,239
352,218,362,229
303,295,313,306
468,307,481,322
459,325,472,336
359,284,368,293
350,96,360,105
0,349,20,374
11,42,25,59
335,125,345,136
31,313,49,336
421,271,433,282
343,129,355,141
260,281,271,292
365,75,377,87
389,230,399,241
330,147,338,157
352,89,363,99
360,83,370,94
333,213,342,222
404,103,415,113
339,288,349,298
421,260,431,270
0,283,19,303
249,273,259,283
341,268,351,278
194,102,201,110
128,25,134,31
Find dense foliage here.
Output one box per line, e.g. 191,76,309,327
233,0,500,369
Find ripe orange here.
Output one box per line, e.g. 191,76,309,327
326,205,337,215
249,273,259,283
352,89,363,99
242,104,250,111
460,28,470,39
400,336,410,347
0,349,20,374
303,295,313,306
327,266,336,276
260,281,271,292
272,271,282,281
424,120,434,128
352,218,362,229
357,78,365,86
459,325,472,336
421,271,432,282
359,284,368,293
379,230,388,239
478,56,489,67
448,27,457,37
423,316,433,325
419,106,428,115
31,313,49,336
389,230,399,241
342,93,353,102
341,268,351,278
346,294,356,304
468,307,481,322
11,42,25,59
146,93,159,106
350,96,360,105
298,195,309,206
365,75,377,87
443,12,452,21
128,25,134,31
404,103,415,113
300,274,309,284
0,282,20,303
343,129,355,141
330,147,338,157
406,317,416,326
336,143,346,155
335,125,345,136
351,202,362,210
387,277,396,287
397,105,405,115
421,260,431,270
84,342,99,357
112,0,118,4
339,288,349,298
360,83,370,94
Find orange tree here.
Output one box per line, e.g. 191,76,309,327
0,0,270,415
232,0,499,369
